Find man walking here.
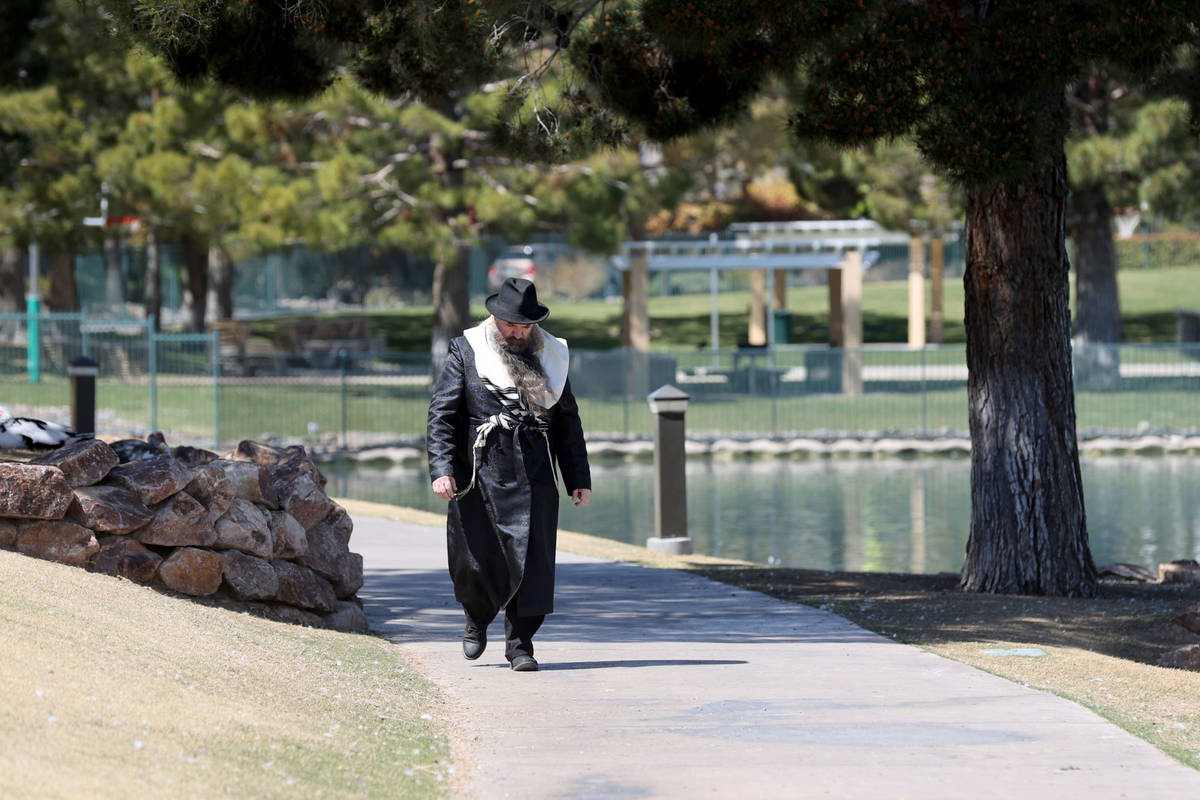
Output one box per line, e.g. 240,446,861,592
428,277,592,672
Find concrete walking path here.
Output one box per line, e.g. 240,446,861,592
353,514,1200,799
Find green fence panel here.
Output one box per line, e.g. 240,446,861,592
2,315,1198,448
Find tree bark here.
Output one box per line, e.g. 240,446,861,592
1071,182,1122,387
144,226,161,330
180,233,208,333
103,231,125,311
960,145,1097,598
1068,64,1121,387
431,242,471,374
208,243,234,320
45,251,78,311
428,120,471,375
0,247,25,312
1072,184,1121,344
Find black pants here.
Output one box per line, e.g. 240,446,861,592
504,603,545,661
463,604,545,662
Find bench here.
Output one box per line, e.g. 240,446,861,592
274,317,387,368
212,320,285,376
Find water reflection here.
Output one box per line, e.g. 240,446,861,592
321,454,1200,574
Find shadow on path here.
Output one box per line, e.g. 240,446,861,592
361,561,880,647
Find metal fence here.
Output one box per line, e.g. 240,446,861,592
1,312,1198,450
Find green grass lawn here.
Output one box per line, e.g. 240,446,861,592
3,266,1198,445
243,265,1200,351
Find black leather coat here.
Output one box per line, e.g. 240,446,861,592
427,336,591,619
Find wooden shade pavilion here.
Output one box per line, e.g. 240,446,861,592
615,220,945,395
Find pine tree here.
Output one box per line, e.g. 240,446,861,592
110,1,1200,596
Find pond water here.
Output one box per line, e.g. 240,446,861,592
320,454,1200,574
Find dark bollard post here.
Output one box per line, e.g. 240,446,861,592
68,356,99,436
646,384,693,555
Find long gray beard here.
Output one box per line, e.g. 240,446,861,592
486,323,550,416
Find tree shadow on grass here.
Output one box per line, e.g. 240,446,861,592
695,566,1200,666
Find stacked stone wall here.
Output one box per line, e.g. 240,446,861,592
0,437,367,633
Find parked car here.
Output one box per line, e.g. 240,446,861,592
488,244,543,291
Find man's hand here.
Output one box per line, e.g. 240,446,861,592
571,488,591,508
432,475,457,501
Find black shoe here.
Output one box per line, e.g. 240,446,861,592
510,654,539,672
463,621,486,660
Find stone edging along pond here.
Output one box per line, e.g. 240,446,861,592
302,433,1200,466
0,437,367,633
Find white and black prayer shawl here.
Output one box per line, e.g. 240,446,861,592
453,320,570,500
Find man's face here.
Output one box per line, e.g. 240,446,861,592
494,317,534,350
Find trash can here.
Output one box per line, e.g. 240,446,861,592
772,309,793,344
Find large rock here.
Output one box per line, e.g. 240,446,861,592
172,445,219,467
16,519,99,567
0,463,73,520
135,491,216,547
106,455,193,506
93,536,162,584
221,550,279,601
29,438,119,487
1176,604,1200,635
1159,644,1200,671
1158,560,1200,584
1097,562,1158,583
272,560,338,613
213,499,273,558
269,510,308,559
0,519,16,548
336,551,364,599
276,469,333,530
217,459,276,507
233,439,288,466
324,504,354,546
185,463,235,523
158,547,226,596
323,601,369,634
68,485,154,534
296,518,362,599
273,446,328,489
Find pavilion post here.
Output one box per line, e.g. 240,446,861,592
929,235,945,345
709,267,720,367
840,249,863,396
827,268,844,348
908,231,927,349
747,268,767,346
627,246,650,352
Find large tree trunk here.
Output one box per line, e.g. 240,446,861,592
431,243,471,374
1071,183,1122,388
428,120,471,375
960,146,1097,598
1072,184,1121,343
0,247,25,312
0,248,23,341
1068,64,1121,388
208,243,234,320
180,233,208,333
144,226,161,330
45,251,79,311
103,231,125,311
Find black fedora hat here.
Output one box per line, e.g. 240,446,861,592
485,277,549,324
